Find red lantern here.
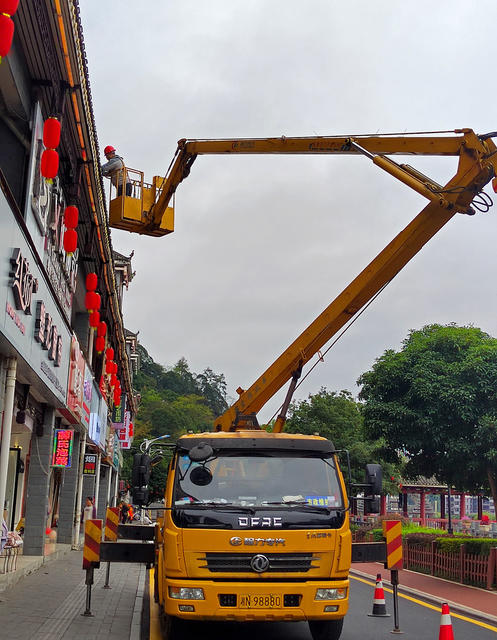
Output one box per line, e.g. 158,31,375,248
97,321,107,338
105,360,114,374
84,291,98,313
129,422,134,437
40,148,59,179
0,1,20,14
93,292,101,311
112,362,118,374
0,0,18,60
86,272,98,291
43,117,61,149
110,373,117,387
95,336,105,353
64,205,79,228
105,347,114,360
114,393,121,407
63,228,77,254
0,14,14,58
89,311,100,328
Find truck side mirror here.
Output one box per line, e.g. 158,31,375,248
132,453,151,506
365,497,380,515
189,442,214,462
190,466,213,486
365,463,382,495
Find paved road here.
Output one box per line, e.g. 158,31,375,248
150,575,497,639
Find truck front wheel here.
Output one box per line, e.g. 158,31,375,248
159,608,184,639
308,618,344,640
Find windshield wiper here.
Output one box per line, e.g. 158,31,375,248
262,501,344,514
174,502,256,513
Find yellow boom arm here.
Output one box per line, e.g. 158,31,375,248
144,129,497,431
148,129,493,230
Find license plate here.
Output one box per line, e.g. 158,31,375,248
239,594,282,609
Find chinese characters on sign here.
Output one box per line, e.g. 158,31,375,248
43,184,78,320
8,249,63,367
9,248,38,314
118,410,132,449
83,453,97,475
51,429,74,468
35,300,62,366
67,335,85,420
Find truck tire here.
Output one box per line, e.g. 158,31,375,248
308,618,344,640
159,607,184,639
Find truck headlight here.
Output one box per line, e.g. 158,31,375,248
169,587,205,600
315,588,347,600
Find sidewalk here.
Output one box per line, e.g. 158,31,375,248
351,561,497,624
0,543,73,592
0,547,145,640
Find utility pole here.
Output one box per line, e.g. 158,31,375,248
447,485,453,535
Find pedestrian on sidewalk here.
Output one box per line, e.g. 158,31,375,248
119,501,130,523
80,497,96,542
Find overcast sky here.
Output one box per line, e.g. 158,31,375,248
79,1,497,422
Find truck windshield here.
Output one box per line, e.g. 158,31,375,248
174,453,344,509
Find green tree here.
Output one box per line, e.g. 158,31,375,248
285,388,400,491
195,367,228,416
358,324,497,512
121,347,229,501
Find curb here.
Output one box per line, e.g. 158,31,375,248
350,569,497,626
130,563,146,640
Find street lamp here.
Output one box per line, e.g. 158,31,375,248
140,434,171,453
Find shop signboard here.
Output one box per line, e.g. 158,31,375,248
82,365,93,430
112,396,125,425
112,395,125,451
113,433,120,468
23,102,51,250
98,397,108,452
117,425,129,449
83,453,97,475
88,380,102,445
119,409,132,450
51,429,74,468
89,413,101,445
23,102,77,321
59,334,86,425
0,194,71,405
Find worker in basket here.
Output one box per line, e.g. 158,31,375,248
101,145,132,196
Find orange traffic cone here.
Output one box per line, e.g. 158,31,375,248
439,603,454,640
368,573,390,617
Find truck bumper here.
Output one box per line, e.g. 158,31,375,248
164,577,349,621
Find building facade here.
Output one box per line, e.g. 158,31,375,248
0,0,136,555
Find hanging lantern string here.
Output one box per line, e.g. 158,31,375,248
63,205,78,255
40,116,61,183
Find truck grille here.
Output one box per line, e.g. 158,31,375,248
201,553,316,573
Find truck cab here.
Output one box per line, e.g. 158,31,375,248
155,430,350,640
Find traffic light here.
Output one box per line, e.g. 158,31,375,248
132,453,151,505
